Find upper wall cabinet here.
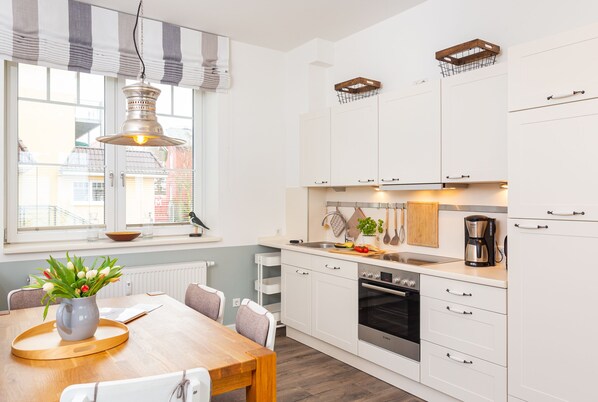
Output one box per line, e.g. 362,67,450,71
442,64,507,183
300,109,331,187
378,81,441,184
331,97,378,187
509,22,598,112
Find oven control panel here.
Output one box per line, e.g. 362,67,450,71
358,263,420,290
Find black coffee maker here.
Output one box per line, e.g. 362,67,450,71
464,215,496,267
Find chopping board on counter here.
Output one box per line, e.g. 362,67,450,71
406,201,439,248
328,248,386,257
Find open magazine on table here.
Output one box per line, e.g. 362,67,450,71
100,303,162,324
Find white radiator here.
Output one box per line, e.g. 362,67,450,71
97,261,214,302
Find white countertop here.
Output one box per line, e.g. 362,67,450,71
259,237,507,288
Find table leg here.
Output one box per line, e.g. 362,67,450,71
246,348,276,402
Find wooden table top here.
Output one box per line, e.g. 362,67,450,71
0,294,276,402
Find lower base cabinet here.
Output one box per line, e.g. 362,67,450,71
421,340,507,402
281,264,312,334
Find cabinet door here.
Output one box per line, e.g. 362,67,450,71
509,22,598,111
508,219,598,402
312,272,358,354
442,64,507,183
509,99,598,221
331,97,378,186
281,264,312,334
300,109,331,187
379,81,441,184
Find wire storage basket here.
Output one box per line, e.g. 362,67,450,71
334,77,381,104
435,39,500,77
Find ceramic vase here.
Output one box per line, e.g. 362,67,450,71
56,295,100,341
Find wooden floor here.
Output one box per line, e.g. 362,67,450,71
213,330,426,402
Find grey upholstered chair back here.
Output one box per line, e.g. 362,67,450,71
7,288,55,311
184,283,226,324
235,298,276,350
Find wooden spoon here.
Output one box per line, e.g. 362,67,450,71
383,206,391,244
390,206,400,245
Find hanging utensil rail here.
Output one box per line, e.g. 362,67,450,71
326,201,507,214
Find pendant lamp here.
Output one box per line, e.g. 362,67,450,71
97,0,185,147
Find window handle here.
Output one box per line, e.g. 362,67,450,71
109,171,114,187
120,172,126,187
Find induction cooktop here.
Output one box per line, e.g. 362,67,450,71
366,252,461,266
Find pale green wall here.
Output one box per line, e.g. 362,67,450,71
0,245,280,325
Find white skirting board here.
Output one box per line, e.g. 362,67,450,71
97,260,214,302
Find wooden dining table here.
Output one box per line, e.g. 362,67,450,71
0,294,276,401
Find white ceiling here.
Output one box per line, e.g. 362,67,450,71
80,0,425,51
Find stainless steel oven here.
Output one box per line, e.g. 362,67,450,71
358,263,420,361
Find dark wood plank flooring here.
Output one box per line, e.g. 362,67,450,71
213,330,425,402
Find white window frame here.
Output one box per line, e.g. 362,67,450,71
4,62,203,243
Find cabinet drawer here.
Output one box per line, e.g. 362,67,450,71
421,340,507,402
421,296,506,366
509,22,598,111
281,250,312,269
311,255,357,280
421,275,506,314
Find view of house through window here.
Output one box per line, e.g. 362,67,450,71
11,63,195,238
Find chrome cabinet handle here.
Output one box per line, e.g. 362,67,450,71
380,178,399,182
109,171,114,187
324,264,340,270
358,179,374,183
547,90,585,100
446,289,472,297
446,306,473,315
295,269,309,275
514,223,549,229
547,210,585,216
314,180,328,184
120,172,126,187
361,283,407,297
445,175,470,179
446,353,473,364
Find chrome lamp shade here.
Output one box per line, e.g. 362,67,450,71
97,80,185,147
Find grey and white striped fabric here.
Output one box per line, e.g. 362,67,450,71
0,0,230,91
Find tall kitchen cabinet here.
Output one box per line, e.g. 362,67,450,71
508,22,598,402
299,109,331,187
330,96,378,186
441,63,507,183
378,80,441,184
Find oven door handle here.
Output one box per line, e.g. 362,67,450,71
361,282,408,297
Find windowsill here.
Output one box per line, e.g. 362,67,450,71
3,235,222,255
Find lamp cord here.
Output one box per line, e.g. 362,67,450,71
133,0,146,80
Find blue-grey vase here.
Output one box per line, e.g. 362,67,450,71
56,295,100,341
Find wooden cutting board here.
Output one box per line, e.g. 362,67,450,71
406,201,439,248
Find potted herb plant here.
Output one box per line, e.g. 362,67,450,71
357,217,384,246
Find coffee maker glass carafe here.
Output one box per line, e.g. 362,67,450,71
464,215,496,267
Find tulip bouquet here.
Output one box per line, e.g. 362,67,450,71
27,253,123,320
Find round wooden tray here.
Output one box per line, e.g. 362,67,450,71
12,318,129,360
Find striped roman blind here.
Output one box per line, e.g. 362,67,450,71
0,0,230,91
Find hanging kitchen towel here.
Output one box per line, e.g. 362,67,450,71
346,207,366,240
406,201,439,248
330,207,346,238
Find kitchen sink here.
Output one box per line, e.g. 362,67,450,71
292,241,337,249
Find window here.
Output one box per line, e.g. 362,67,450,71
6,62,201,243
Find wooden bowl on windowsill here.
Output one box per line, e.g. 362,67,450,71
105,232,141,242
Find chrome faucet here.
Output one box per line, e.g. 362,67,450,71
321,211,352,242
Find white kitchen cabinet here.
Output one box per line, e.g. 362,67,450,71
442,64,507,183
421,340,507,402
508,219,598,402
300,109,331,187
281,264,312,334
312,271,358,354
508,99,598,221
378,81,441,184
509,22,598,112
330,97,378,186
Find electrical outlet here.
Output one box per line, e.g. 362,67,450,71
232,298,241,307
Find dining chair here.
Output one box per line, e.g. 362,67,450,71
235,299,276,351
60,367,211,402
185,283,225,324
7,288,56,311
